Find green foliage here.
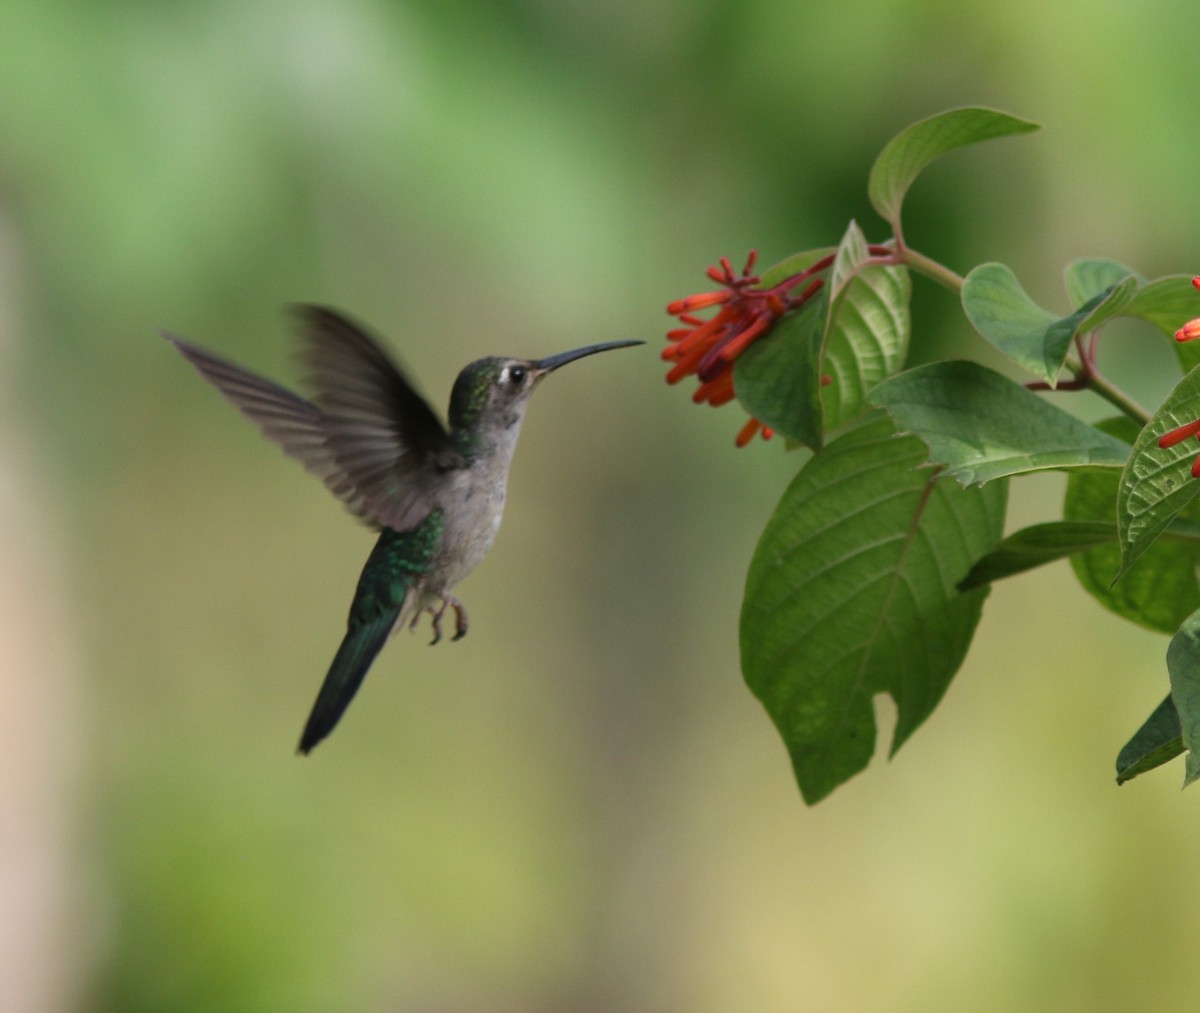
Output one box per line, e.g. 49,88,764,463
1066,418,1200,634
866,107,1039,232
734,282,829,448
957,521,1124,591
1116,364,1200,581
735,223,910,448
961,263,1138,384
1064,258,1145,308
741,415,1006,804
868,360,1130,485
1116,694,1184,785
1124,275,1200,372
1168,611,1200,786
723,106,1200,800
821,224,911,431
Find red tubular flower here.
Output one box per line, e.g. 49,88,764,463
663,250,828,446
1158,418,1200,477
1158,418,1200,449
1160,276,1200,476
1174,277,1200,342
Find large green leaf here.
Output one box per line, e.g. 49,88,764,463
1167,610,1200,787
741,414,1007,804
1066,417,1200,633
961,262,1138,384
868,360,1130,486
1116,694,1184,785
1116,363,1200,582
866,107,1039,231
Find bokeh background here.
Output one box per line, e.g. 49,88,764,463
3,1,1200,1010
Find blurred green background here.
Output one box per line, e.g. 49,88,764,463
4,1,1200,1010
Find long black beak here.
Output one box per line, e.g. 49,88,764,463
535,339,643,374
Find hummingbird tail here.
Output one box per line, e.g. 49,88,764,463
297,611,399,755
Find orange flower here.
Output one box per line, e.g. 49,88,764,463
664,250,828,446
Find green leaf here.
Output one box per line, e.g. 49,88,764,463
741,414,1007,804
867,107,1039,231
757,248,832,288
1116,363,1200,582
1074,276,1142,332
1167,610,1200,787
1064,258,1143,309
961,262,1138,384
1124,274,1197,336
961,515,1200,596
868,360,1130,486
821,222,911,431
740,239,911,439
957,521,1121,591
822,261,911,431
1123,275,1200,373
734,282,829,450
1116,694,1184,785
828,221,872,295
1066,417,1200,634
736,223,907,450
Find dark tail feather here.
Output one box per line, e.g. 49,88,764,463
298,611,399,754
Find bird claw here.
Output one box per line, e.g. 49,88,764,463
427,594,468,645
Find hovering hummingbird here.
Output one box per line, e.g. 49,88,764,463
164,306,642,754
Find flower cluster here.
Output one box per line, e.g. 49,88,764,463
1159,276,1200,475
663,251,827,447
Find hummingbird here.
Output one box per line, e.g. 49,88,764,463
163,305,642,754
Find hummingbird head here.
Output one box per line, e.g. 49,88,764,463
447,339,642,458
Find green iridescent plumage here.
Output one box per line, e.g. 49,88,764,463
298,512,445,753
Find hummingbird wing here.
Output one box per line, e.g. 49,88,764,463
291,305,467,531
163,332,386,525
165,308,467,531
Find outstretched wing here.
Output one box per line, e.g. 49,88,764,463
164,307,465,530
290,305,465,530
164,332,385,525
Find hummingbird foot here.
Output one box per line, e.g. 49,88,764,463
425,594,469,645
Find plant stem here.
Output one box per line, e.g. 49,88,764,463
1066,355,1152,426
896,247,966,293
894,245,1153,428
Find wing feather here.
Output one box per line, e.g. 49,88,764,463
163,332,379,525
165,306,467,532
290,305,465,529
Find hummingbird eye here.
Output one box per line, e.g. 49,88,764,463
506,366,527,385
